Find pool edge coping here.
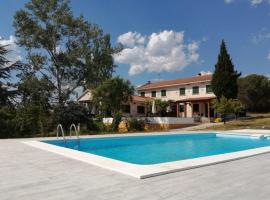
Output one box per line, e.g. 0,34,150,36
22,132,270,179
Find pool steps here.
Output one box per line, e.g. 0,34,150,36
56,124,67,146
69,124,80,147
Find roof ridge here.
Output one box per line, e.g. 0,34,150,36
137,74,212,90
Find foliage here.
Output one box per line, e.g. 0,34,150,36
127,118,145,131
15,102,48,137
13,0,121,105
12,74,54,137
111,112,122,132
92,76,134,116
211,40,241,99
238,74,270,112
212,96,233,124
0,44,21,138
86,118,108,132
53,102,90,131
0,106,16,138
231,100,245,119
144,99,152,116
0,44,21,106
155,99,169,116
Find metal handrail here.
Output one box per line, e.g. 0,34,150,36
69,123,80,146
57,124,67,146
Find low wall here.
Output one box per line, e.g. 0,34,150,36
143,117,194,124
103,117,195,132
103,117,194,125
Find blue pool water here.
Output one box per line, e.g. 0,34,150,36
43,133,270,165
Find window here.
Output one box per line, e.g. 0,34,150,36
137,106,145,114
206,85,212,93
161,90,166,97
140,92,145,97
192,86,199,95
151,91,156,97
121,105,130,113
179,88,185,96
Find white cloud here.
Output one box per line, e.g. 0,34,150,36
0,35,22,64
225,0,270,6
250,0,263,5
117,32,145,48
224,0,234,3
267,52,270,60
252,29,270,43
114,30,200,76
199,71,212,75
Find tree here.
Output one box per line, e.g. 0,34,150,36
0,44,21,105
155,99,169,117
53,102,90,131
13,0,120,105
15,75,54,137
211,40,241,99
92,76,134,116
231,99,245,119
144,99,152,116
0,44,20,138
238,74,270,112
212,96,233,124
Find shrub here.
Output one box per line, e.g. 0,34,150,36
53,102,90,131
111,112,122,132
86,118,108,132
127,118,145,131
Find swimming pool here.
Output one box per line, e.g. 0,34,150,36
43,133,270,164
23,132,270,178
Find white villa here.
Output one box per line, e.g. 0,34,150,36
136,74,216,120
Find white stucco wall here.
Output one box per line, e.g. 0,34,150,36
139,81,215,101
103,117,194,125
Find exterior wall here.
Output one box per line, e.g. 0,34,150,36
122,102,146,117
139,81,215,101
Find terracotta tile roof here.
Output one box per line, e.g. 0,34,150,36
177,96,215,102
137,75,212,91
131,95,153,103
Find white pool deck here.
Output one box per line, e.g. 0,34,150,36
2,129,270,199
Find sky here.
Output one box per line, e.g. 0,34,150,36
1,0,270,87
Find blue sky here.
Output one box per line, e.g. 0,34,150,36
1,0,270,86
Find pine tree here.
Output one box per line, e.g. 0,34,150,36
211,40,241,99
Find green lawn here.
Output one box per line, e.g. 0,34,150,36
203,113,270,131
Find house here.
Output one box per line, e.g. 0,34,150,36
136,74,216,120
77,90,152,117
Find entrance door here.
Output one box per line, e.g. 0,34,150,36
193,103,199,116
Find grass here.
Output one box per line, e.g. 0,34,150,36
203,113,270,131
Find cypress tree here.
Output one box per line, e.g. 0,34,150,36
211,40,241,99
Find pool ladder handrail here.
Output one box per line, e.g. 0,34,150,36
56,124,67,146
69,123,80,146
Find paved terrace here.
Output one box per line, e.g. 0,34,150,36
1,134,270,200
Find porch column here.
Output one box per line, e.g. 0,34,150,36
207,101,210,118
176,103,179,117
